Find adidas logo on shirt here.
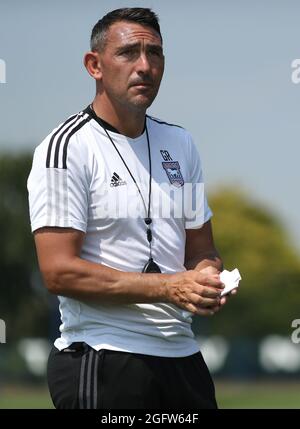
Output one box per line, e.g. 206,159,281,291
110,172,127,187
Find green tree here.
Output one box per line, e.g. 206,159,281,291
193,188,300,338
0,153,49,342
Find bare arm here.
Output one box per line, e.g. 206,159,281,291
34,227,166,304
184,220,223,272
185,220,238,307
34,227,224,316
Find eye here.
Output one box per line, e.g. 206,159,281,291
119,49,137,58
148,48,163,57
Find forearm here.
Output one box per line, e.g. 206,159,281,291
43,256,170,305
39,252,226,316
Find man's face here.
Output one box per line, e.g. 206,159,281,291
98,21,165,111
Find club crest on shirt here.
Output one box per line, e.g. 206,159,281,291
162,161,184,187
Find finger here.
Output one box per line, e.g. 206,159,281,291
220,289,237,305
220,296,227,306
196,273,224,289
209,305,221,313
201,286,222,299
195,308,216,316
190,293,220,308
195,305,221,316
184,303,216,317
221,288,238,302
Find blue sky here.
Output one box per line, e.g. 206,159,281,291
1,0,300,251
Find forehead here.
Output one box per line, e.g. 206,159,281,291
105,21,162,47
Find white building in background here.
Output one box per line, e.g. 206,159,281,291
259,335,300,373
197,336,229,373
18,338,51,376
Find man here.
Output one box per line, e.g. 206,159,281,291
28,7,235,409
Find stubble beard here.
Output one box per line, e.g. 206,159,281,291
125,85,160,112
109,93,154,116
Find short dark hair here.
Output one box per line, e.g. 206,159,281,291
90,7,162,52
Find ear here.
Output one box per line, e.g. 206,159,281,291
83,51,102,80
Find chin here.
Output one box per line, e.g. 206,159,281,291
131,95,154,109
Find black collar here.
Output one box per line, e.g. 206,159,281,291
84,105,146,136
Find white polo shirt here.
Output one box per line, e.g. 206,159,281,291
27,106,212,357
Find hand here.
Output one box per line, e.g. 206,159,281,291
198,266,221,275
219,287,238,307
165,270,225,316
199,266,238,309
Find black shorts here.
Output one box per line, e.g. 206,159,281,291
47,342,218,409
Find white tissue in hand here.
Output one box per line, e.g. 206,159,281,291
220,268,241,296
181,268,241,319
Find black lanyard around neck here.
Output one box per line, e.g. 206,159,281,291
92,105,161,273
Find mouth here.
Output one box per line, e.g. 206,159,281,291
130,82,152,89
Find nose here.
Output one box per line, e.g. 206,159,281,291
136,52,151,74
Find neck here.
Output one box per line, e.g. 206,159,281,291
92,93,146,138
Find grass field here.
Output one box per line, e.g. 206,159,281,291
0,381,299,409
215,380,300,408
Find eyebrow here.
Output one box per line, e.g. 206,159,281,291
115,42,163,53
